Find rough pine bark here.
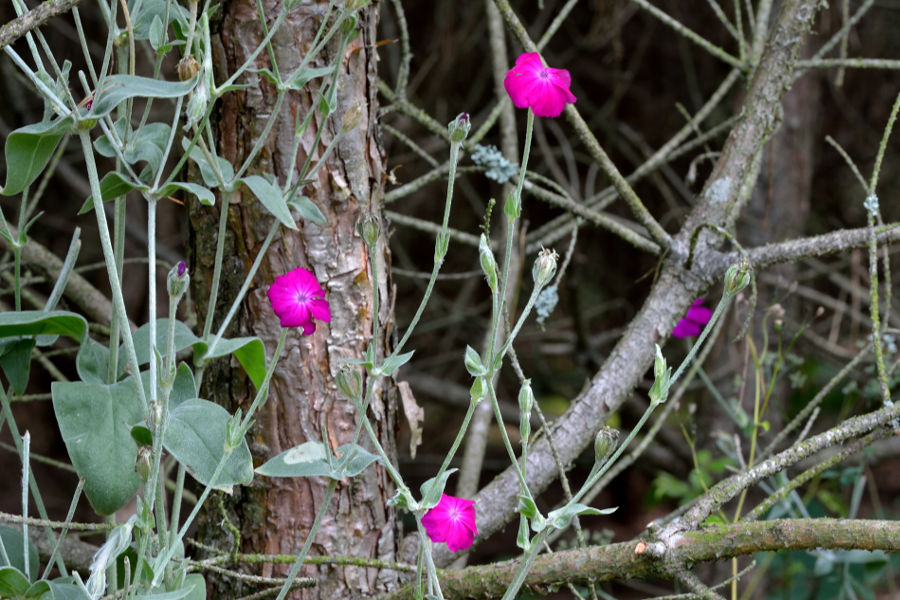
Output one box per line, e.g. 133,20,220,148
188,2,398,597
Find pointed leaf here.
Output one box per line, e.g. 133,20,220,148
157,181,214,206
375,350,414,377
256,441,330,478
195,336,266,390
240,175,297,230
164,398,253,491
0,566,30,597
0,338,35,395
547,503,617,530
420,468,457,509
52,379,143,515
170,362,197,409
76,336,110,384
286,194,326,225
181,139,234,188
283,65,334,91
0,525,39,580
0,311,87,342
79,171,147,214
90,75,197,118
334,444,381,477
2,117,73,196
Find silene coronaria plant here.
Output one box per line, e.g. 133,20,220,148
7,2,878,598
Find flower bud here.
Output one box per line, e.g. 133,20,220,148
724,260,751,296
517,379,534,416
186,80,210,126
649,344,671,405
479,234,498,293
167,260,189,301
358,215,380,247
518,380,534,444
135,446,152,483
336,367,363,400
177,55,201,81
593,426,619,465
448,113,470,143
532,248,558,287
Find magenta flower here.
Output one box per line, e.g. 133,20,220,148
503,52,577,118
266,267,331,334
672,298,712,338
421,494,477,553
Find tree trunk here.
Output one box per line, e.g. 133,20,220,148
188,2,398,597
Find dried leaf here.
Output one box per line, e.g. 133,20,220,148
398,381,424,459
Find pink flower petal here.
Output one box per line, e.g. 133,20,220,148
503,52,576,118
266,267,330,333
686,305,712,326
672,319,702,338
421,494,477,553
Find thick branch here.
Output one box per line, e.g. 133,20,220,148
385,519,900,600
672,401,900,532
0,0,83,50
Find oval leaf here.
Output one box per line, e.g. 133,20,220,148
2,117,73,196
256,441,330,478
0,310,87,342
164,398,253,491
90,75,197,118
52,379,143,515
0,525,39,580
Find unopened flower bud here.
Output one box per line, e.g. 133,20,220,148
135,446,152,483
518,380,534,444
358,215,380,247
186,80,210,126
336,367,363,400
532,248,558,287
479,234,498,292
448,113,470,143
724,260,751,296
149,402,163,432
167,260,189,301
649,344,671,405
593,426,619,465
177,55,201,81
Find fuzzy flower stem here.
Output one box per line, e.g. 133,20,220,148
428,396,479,504
495,275,545,362
238,328,288,438
78,131,147,414
393,131,463,356
499,529,550,600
